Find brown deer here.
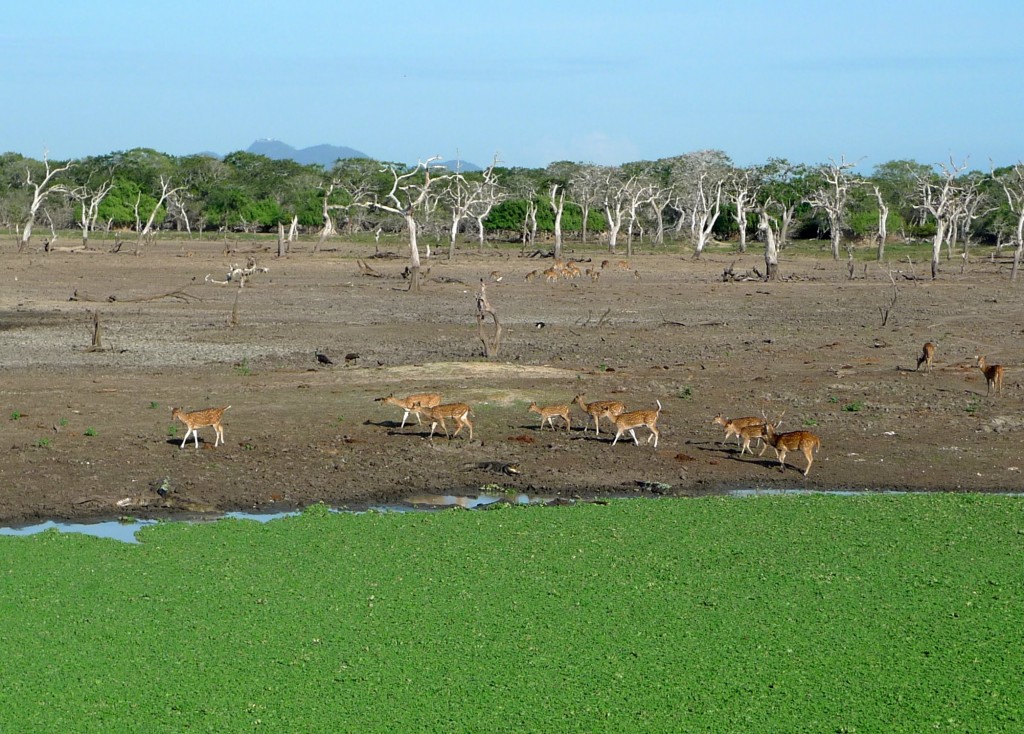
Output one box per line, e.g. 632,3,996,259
524,270,539,282
916,342,935,372
975,355,1004,396
712,414,766,448
573,394,626,436
736,422,771,457
762,417,820,477
612,400,662,448
420,403,474,440
376,392,443,428
528,401,572,432
171,405,230,449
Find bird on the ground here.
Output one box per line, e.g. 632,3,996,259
316,351,334,365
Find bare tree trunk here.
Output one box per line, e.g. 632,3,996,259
277,222,286,258
406,213,421,293
476,279,502,358
759,209,780,281
931,221,945,280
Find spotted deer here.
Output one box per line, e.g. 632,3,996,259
916,342,935,372
763,416,820,477
975,355,1004,396
712,414,766,447
376,392,443,428
171,405,230,449
528,401,572,432
612,400,662,448
573,394,626,436
420,403,474,440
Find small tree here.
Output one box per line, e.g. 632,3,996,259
70,180,114,248
359,158,450,292
807,157,859,260
19,153,73,252
994,162,1024,281
916,158,969,280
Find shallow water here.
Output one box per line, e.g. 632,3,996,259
2,490,1019,544
0,493,544,543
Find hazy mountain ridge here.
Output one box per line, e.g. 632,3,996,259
245,139,480,170
246,139,369,166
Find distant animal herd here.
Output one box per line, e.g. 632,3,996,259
170,342,1004,479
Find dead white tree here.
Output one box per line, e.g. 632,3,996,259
313,179,348,254
756,200,783,281
601,169,634,254
730,168,761,253
994,162,1024,281
359,158,450,293
468,164,504,248
917,158,968,280
868,183,889,261
568,165,604,244
70,180,114,248
666,151,731,258
19,153,74,253
807,157,858,260
136,175,183,254
691,170,727,258
547,182,566,259
625,178,655,256
444,157,502,258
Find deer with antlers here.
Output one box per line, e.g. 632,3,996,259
761,411,820,477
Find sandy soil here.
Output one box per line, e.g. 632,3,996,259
1,236,1021,524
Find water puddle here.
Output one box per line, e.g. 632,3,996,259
0,493,547,544
3,490,1019,544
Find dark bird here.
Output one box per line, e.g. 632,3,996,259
316,351,334,365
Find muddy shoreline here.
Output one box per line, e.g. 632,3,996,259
2,238,1021,525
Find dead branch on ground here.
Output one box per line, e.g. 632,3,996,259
70,286,201,303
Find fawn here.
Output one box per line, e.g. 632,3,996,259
712,414,766,447
917,342,935,372
376,392,443,428
612,400,662,448
528,401,572,432
763,418,820,477
420,403,474,440
573,394,626,436
524,270,539,282
171,405,230,449
736,422,770,457
975,355,1004,396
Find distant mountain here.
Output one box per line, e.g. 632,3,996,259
435,159,483,173
243,140,483,171
246,139,370,167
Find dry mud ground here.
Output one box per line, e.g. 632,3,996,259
1,237,1022,524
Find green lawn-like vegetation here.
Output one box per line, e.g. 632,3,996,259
1,495,1021,732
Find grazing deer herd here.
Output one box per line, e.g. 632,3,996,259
171,331,1008,481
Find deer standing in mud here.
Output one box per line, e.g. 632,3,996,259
171,406,230,449
917,342,935,372
528,401,572,432
611,400,662,448
975,355,1004,397
762,414,820,477
573,394,626,436
376,392,443,428
420,403,474,440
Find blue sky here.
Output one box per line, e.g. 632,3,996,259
5,1,1022,171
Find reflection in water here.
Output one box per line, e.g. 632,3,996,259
6,491,1015,544
0,519,159,544
0,494,538,544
